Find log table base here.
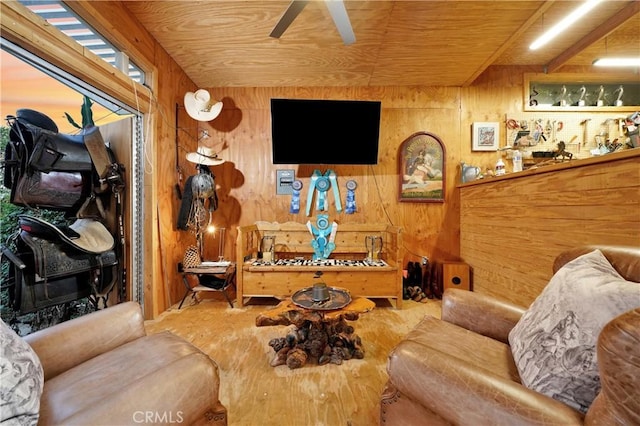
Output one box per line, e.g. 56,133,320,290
256,297,375,369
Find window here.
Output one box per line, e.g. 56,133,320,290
19,0,145,84
1,42,146,310
3,0,149,314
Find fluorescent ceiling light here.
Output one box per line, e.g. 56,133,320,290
530,0,603,50
593,58,640,67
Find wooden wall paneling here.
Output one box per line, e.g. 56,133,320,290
458,65,640,307
154,88,176,314
460,66,531,169
385,87,458,262
205,86,463,277
385,105,462,263
460,150,640,307
152,62,200,316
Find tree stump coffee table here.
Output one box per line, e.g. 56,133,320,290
256,295,375,369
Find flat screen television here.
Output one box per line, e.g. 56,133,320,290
271,98,381,165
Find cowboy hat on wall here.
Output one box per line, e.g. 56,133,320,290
186,145,225,166
184,89,223,122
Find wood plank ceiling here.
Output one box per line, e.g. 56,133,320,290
123,0,640,88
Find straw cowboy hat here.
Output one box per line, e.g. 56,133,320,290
186,145,225,166
184,89,223,122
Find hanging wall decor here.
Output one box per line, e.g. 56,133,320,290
399,131,446,203
472,122,500,151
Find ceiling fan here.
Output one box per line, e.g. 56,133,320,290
270,0,356,45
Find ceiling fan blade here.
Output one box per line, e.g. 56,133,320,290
325,0,355,45
270,0,309,38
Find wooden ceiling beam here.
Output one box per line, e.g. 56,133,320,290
546,0,640,73
463,0,557,87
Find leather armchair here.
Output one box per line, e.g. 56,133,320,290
24,301,227,425
380,246,640,425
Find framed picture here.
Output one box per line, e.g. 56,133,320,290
399,132,445,203
472,122,500,151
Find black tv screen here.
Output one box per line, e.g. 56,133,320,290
271,98,381,165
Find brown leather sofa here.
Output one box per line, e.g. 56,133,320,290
24,301,227,425
380,246,640,425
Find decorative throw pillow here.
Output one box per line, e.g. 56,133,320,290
508,249,640,413
0,319,44,425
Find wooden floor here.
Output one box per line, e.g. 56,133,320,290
144,294,441,426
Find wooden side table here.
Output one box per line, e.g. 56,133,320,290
179,263,236,308
256,296,375,368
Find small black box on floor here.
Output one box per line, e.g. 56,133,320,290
442,262,471,291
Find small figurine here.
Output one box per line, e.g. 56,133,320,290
614,85,624,106
577,85,587,107
596,85,605,107
559,85,568,107
554,141,573,161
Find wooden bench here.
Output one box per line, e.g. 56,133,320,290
236,221,403,308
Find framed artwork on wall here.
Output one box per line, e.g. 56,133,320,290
399,132,445,203
472,122,500,151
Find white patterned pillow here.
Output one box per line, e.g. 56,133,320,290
0,319,44,425
508,249,640,413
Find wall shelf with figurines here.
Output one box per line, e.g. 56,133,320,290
524,73,640,113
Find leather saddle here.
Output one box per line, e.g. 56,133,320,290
12,215,118,313
3,109,119,212
18,215,114,254
19,231,117,280
26,126,93,173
